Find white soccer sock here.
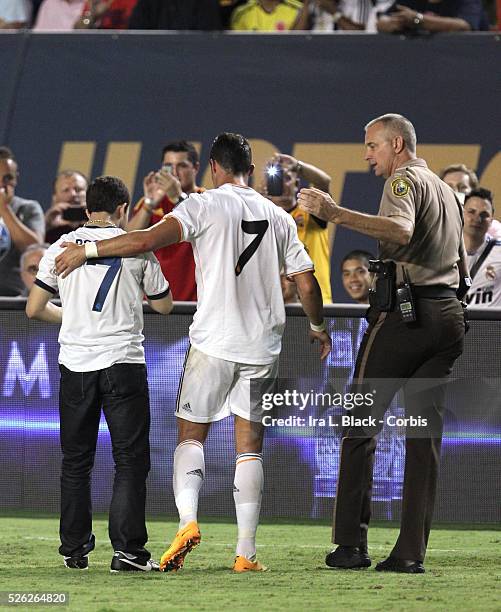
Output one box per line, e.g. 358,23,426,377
173,440,205,529
233,453,263,560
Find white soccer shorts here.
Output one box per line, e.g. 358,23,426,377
176,346,278,423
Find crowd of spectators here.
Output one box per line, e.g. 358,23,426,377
0,139,498,308
0,0,496,31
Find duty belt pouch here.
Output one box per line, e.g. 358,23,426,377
369,260,396,311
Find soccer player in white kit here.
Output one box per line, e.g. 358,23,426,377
55,134,332,572
26,176,172,572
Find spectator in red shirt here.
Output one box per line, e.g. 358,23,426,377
127,141,203,301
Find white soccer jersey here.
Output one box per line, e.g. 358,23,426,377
466,238,501,308
36,226,169,372
169,183,313,365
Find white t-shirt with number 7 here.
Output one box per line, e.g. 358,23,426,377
169,183,313,365
35,226,169,372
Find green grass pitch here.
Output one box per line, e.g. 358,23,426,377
0,515,499,611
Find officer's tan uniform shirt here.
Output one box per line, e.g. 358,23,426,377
378,158,463,287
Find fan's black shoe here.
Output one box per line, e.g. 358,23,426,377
110,551,159,572
375,556,425,574
63,555,88,570
359,543,371,567
325,545,371,569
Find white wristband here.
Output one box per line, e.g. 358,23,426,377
85,241,98,259
310,320,326,333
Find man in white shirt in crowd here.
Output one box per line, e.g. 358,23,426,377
294,0,393,32
463,188,501,308
27,176,172,572
54,132,331,573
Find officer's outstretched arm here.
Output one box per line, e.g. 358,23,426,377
298,187,413,245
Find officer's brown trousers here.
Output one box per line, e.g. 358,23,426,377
332,298,465,562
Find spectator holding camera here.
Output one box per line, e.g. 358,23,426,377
45,170,88,244
263,153,332,302
127,141,203,301
0,147,45,297
377,0,488,33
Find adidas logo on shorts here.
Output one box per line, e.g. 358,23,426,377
182,402,192,413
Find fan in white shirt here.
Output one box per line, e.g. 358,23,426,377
26,176,172,573
54,132,332,574
463,188,501,308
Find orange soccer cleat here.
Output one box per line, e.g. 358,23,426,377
159,521,201,572
232,555,268,573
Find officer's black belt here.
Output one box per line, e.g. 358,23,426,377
412,285,456,299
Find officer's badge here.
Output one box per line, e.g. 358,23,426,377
391,178,411,198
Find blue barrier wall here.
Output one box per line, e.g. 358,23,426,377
0,32,500,297
1,304,500,522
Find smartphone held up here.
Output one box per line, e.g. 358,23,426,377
266,163,284,197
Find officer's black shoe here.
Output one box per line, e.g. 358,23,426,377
63,555,88,570
375,556,425,574
325,545,371,569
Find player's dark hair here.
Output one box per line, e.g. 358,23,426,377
161,140,199,166
86,176,130,214
0,146,15,161
341,250,375,270
209,132,252,175
465,187,494,213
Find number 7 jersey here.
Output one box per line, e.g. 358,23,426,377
35,226,169,372
169,183,313,365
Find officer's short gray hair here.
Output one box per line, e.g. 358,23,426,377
365,114,417,154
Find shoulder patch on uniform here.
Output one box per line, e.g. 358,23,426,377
391,178,411,198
